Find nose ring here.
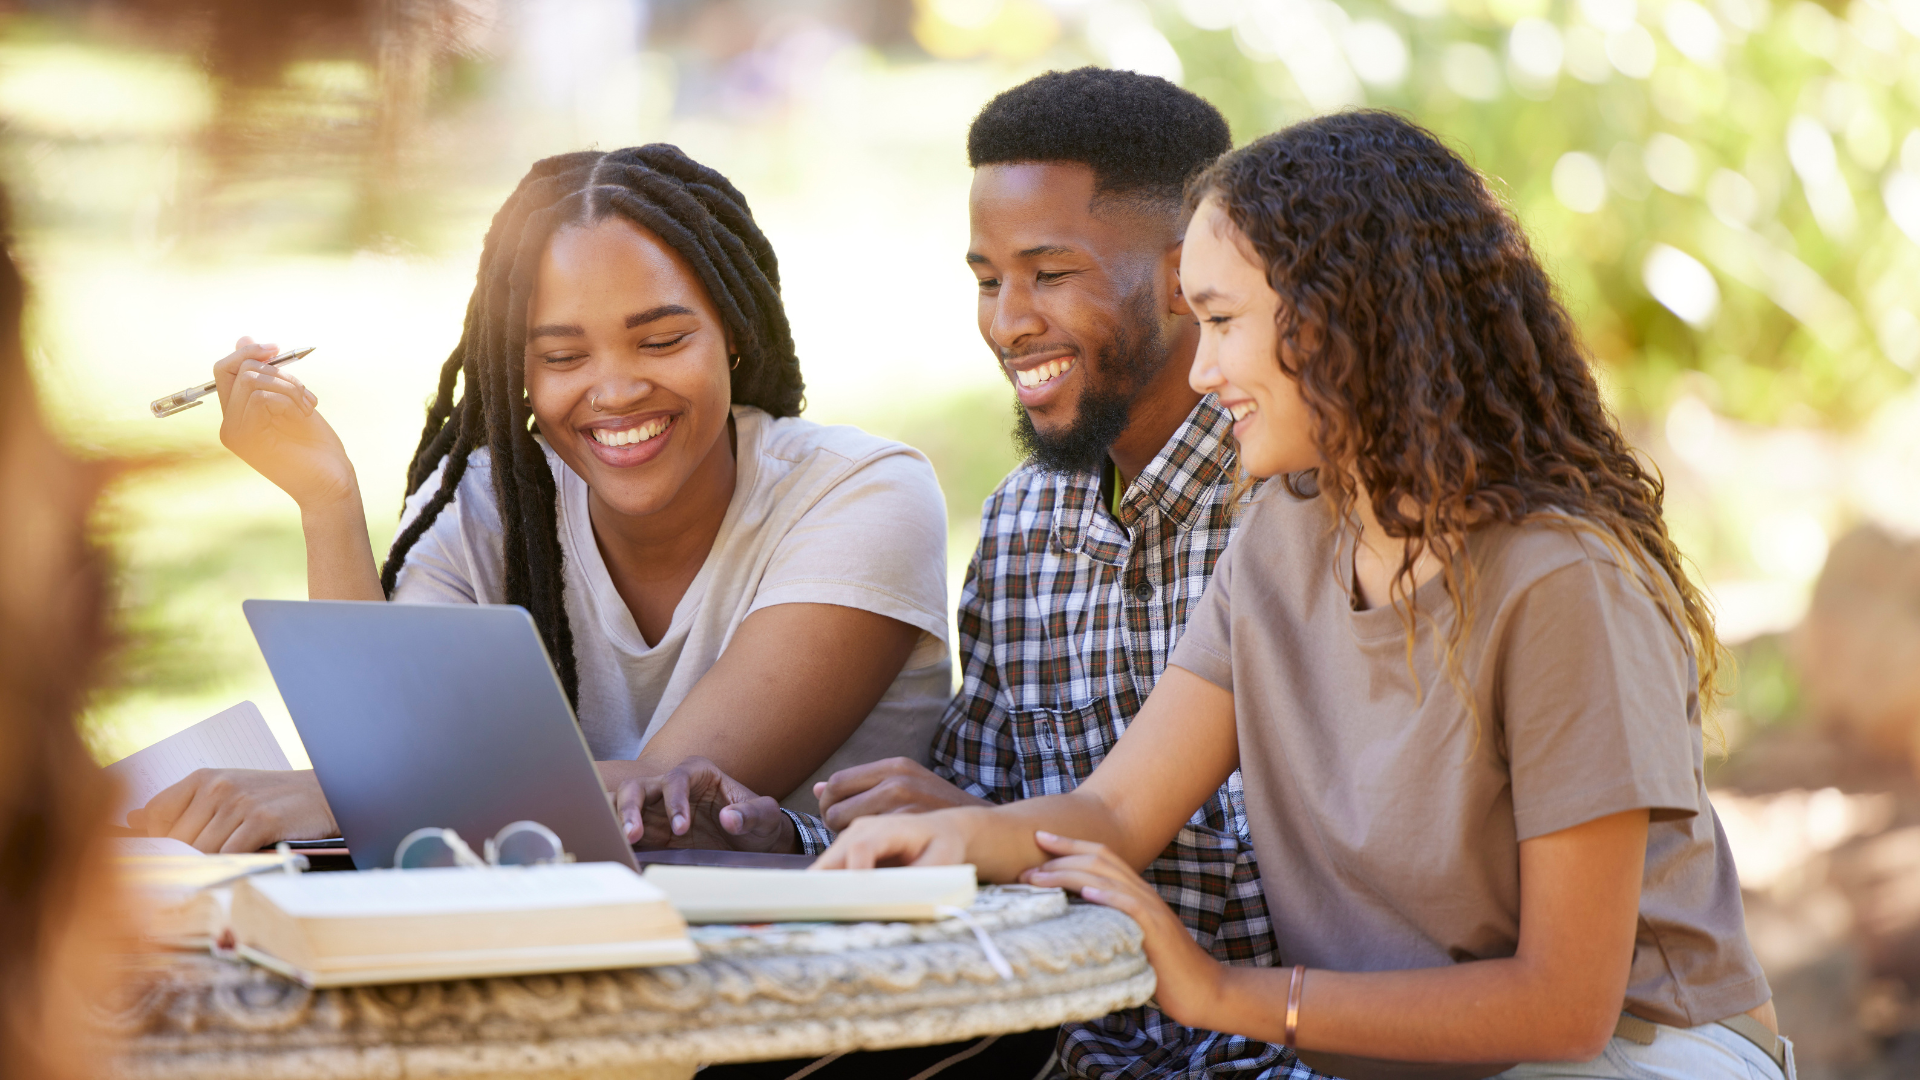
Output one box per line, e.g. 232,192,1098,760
590,392,602,412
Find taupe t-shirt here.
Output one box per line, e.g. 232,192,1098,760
1170,483,1768,1033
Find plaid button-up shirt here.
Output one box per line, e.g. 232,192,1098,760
932,398,1318,1080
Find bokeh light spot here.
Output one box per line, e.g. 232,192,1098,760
1489,0,1552,24
1580,0,1640,34
1884,169,1920,245
1606,24,1658,78
1553,151,1609,211
1176,0,1238,32
1707,168,1761,226
1789,116,1860,239
1644,243,1722,328
1089,6,1184,84
1344,20,1411,88
1609,140,1653,199
1717,0,1768,32
1664,0,1727,66
1509,18,1566,82
1646,132,1701,193
1443,42,1503,100
1563,24,1614,81
1750,511,1830,580
1877,307,1920,372
1786,1,1839,58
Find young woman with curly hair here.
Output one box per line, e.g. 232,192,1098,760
820,112,1786,1080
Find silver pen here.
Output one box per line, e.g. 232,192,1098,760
150,346,316,418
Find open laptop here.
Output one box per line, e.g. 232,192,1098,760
244,600,639,871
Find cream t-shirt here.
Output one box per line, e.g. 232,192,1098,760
391,405,952,813
1170,482,1769,1050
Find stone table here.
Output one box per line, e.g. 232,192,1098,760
106,885,1154,1080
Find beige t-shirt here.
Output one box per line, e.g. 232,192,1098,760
392,405,952,814
1170,483,1769,1036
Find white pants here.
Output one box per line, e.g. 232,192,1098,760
1497,1020,1792,1080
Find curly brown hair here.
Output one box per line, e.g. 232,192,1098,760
1188,110,1721,711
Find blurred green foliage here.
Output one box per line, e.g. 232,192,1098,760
857,387,1027,527
1725,630,1804,727
10,0,1910,755
1151,0,1920,429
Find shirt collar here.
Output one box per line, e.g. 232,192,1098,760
1051,396,1238,564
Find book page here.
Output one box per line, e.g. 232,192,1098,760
642,864,978,923
105,701,292,827
112,836,206,857
244,863,668,917
117,850,293,891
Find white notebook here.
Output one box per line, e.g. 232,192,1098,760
105,702,292,828
642,864,978,923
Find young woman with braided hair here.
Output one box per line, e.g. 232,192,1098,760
822,112,1787,1079
132,146,952,857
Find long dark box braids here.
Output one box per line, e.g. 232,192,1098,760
379,145,804,705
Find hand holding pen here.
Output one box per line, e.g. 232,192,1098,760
207,337,359,512
152,345,314,417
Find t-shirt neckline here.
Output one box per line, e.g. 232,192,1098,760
557,406,763,657
1337,522,1464,645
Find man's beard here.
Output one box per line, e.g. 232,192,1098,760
1012,287,1167,475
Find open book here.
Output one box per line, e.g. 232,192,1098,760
641,864,978,923
105,702,292,830
230,863,696,987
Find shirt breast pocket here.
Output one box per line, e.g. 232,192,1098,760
1008,697,1120,801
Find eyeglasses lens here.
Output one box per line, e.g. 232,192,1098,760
397,833,460,869
493,829,559,866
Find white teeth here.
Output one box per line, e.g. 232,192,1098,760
1016,358,1074,389
591,418,671,447
1229,402,1258,422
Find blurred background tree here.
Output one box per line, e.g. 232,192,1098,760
1,0,1912,777
0,0,1910,776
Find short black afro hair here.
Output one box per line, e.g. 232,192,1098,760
967,67,1231,213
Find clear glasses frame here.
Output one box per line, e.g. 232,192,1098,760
393,820,570,869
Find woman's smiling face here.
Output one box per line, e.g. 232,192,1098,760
524,215,734,519
1181,198,1320,480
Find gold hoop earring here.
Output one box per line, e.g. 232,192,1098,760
730,354,741,371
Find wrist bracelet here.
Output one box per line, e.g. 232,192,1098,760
1284,964,1305,1046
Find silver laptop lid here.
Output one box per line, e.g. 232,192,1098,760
244,599,637,872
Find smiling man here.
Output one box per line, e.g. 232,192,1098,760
812,69,1320,1080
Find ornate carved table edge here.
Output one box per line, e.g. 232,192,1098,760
106,887,1155,1080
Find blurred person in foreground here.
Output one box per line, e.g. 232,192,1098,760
130,146,953,857
822,112,1790,1080
0,200,124,1076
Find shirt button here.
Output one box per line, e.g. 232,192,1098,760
1132,582,1154,602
